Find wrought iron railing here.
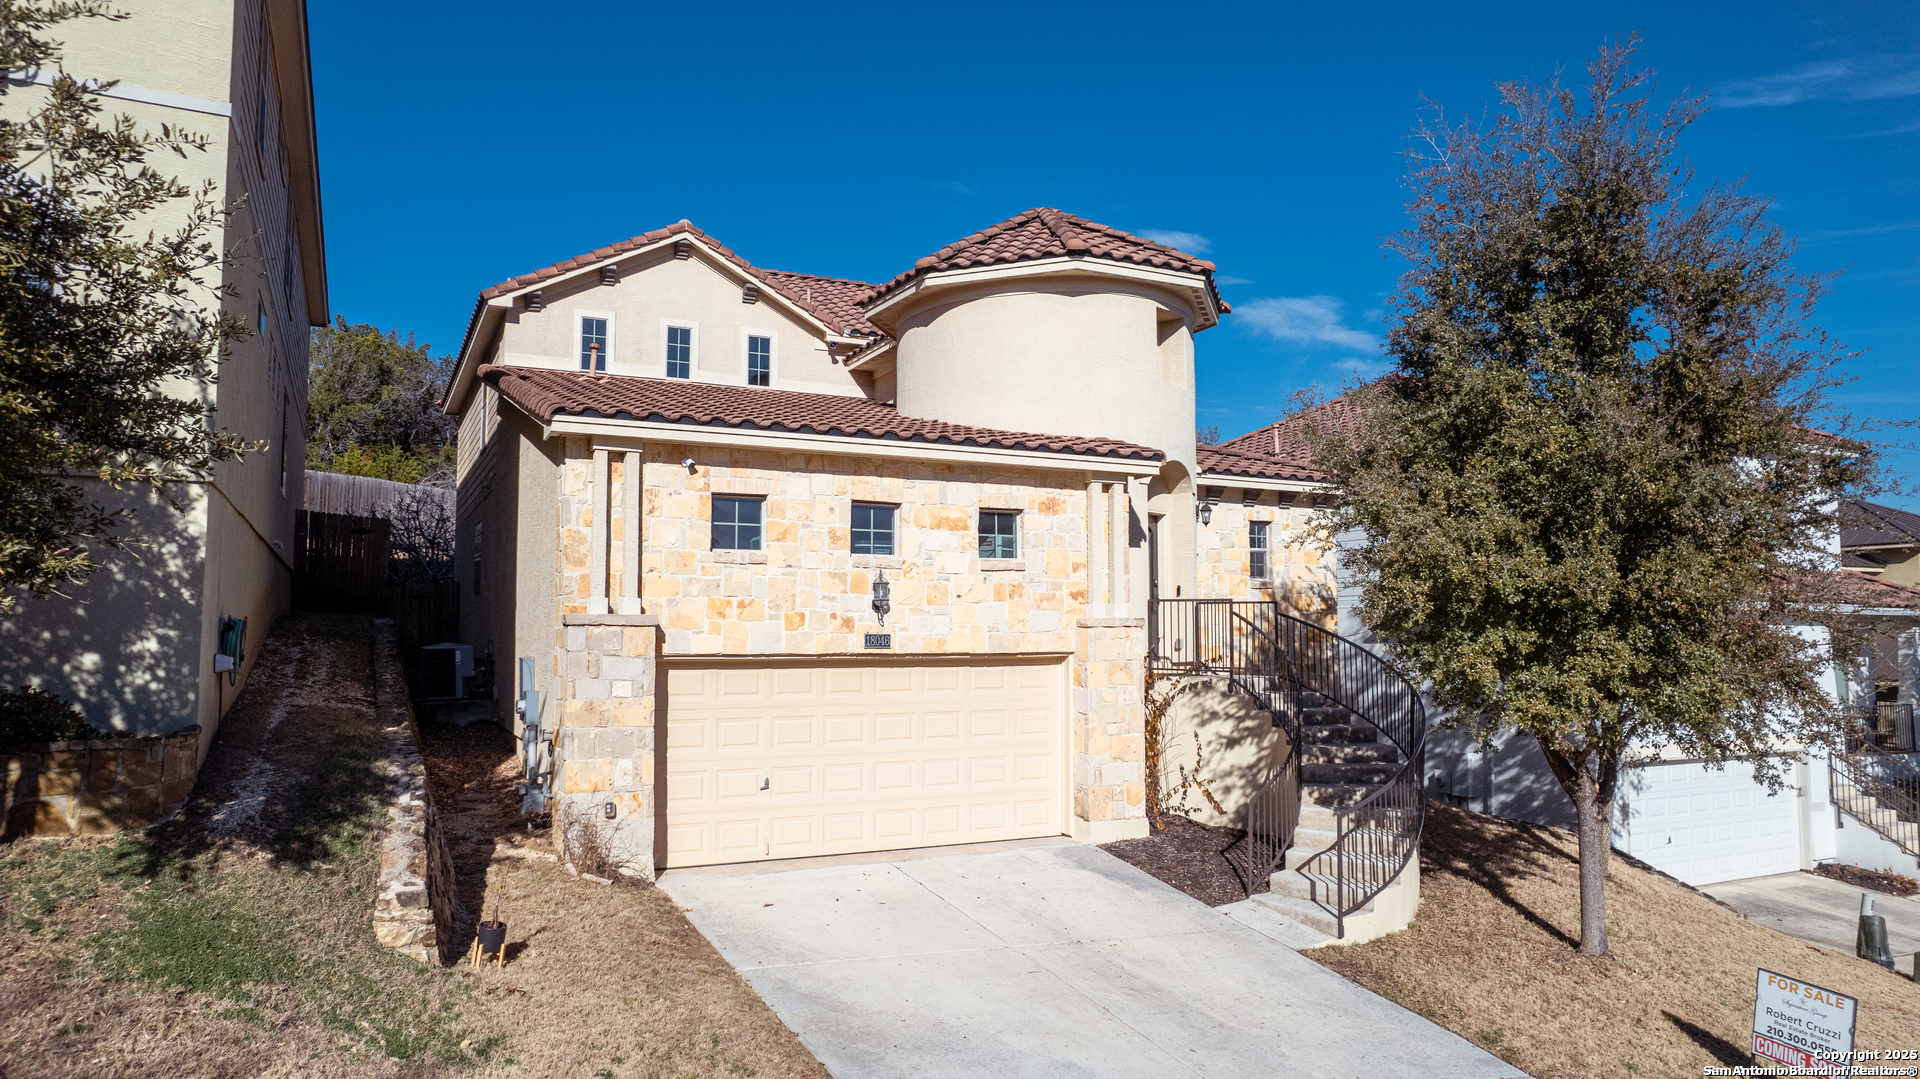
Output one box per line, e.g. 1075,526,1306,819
1863,703,1916,753
1148,599,1427,936
1148,599,1303,887
1832,728,1920,857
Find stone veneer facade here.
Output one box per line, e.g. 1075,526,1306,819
1193,490,1336,619
530,436,1200,871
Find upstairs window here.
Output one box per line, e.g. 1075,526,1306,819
747,335,771,387
980,510,1019,560
1249,520,1270,579
580,317,608,371
851,503,895,556
666,326,693,378
712,496,762,551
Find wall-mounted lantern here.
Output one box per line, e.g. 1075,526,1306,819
1198,486,1221,525
871,569,891,627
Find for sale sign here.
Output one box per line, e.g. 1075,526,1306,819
1752,968,1857,1075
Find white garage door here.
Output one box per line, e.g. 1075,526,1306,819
663,660,1063,867
1624,761,1800,885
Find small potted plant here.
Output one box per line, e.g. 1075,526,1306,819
471,884,508,969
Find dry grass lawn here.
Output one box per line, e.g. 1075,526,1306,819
0,613,826,1079
1307,804,1920,1079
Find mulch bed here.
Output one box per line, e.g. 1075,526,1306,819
1099,813,1267,906
1816,861,1919,897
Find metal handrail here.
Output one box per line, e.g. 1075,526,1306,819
1831,735,1920,857
1148,599,1428,937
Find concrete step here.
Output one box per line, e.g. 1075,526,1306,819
1251,852,1422,945
1281,842,1407,874
1301,782,1387,807
1282,824,1404,855
1300,724,1380,745
1298,803,1341,829
1302,761,1395,784
1301,742,1399,765
1269,858,1408,900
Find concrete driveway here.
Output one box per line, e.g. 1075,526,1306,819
660,838,1524,1079
1706,872,1920,974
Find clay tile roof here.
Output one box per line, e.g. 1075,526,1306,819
473,220,882,339
1813,569,1920,610
1221,395,1363,458
480,366,1165,462
1196,442,1330,483
755,269,879,337
865,208,1228,313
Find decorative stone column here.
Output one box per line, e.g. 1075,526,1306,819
549,613,658,879
1072,615,1149,841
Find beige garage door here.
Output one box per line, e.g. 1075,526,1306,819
663,660,1063,867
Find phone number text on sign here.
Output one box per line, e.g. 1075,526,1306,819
1752,969,1858,1076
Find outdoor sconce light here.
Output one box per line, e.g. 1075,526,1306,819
604,801,616,820
871,569,891,627
681,457,696,474
1198,486,1221,525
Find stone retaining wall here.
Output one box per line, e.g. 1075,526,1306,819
370,619,458,964
3,725,201,837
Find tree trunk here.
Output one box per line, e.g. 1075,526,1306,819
1571,772,1611,956
1537,733,1616,957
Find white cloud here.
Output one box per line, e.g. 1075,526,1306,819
1138,229,1212,255
1718,57,1920,108
1213,275,1254,286
1237,295,1379,352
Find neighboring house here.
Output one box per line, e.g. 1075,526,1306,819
1423,512,1920,884
0,1,327,761
446,211,1376,893
1843,499,1920,586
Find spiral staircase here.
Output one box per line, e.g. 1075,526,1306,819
1149,599,1427,942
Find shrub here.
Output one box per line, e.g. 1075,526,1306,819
0,685,101,746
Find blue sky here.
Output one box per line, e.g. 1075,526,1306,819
311,0,1918,507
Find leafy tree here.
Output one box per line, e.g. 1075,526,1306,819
1312,41,1871,956
0,1,253,613
306,319,456,485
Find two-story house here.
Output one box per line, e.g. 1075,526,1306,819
0,0,327,763
444,210,1377,892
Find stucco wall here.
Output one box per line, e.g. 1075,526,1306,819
494,248,865,398
889,281,1198,479
0,485,208,736
1161,679,1284,828
0,0,303,751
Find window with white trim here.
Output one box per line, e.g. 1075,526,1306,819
1249,520,1270,579
747,334,771,387
666,326,693,379
581,317,608,371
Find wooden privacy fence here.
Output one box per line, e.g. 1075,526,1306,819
392,578,461,665
295,511,392,615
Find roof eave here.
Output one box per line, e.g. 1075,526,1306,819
862,257,1222,335
265,0,327,325
535,411,1165,478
